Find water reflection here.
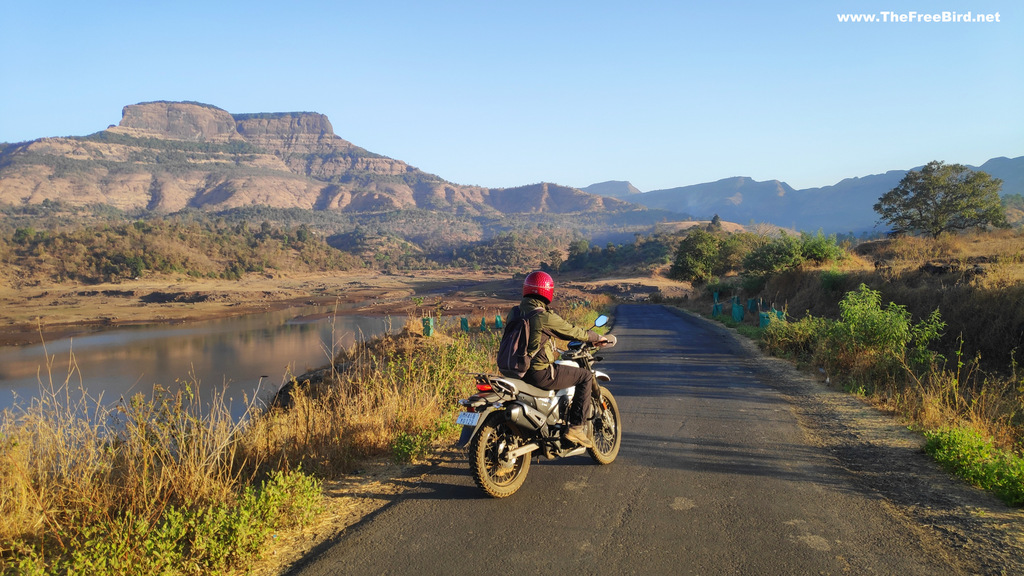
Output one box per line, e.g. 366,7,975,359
0,307,394,419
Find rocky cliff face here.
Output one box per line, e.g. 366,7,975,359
0,101,634,216
115,101,239,142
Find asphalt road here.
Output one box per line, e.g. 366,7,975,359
288,304,962,576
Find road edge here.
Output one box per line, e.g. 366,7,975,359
660,304,1023,576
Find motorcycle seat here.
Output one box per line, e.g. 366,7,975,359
516,380,555,398
493,376,554,398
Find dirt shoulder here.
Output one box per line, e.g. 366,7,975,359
677,306,1024,576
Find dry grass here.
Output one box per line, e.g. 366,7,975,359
241,323,495,477
687,229,1024,457
0,312,506,572
0,372,251,552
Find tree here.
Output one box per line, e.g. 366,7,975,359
742,233,803,278
669,229,721,283
873,161,1006,238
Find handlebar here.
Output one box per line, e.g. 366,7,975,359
567,335,616,350
562,334,617,363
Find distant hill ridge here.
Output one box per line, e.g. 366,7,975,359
1,100,1020,233
0,101,637,216
585,157,1024,233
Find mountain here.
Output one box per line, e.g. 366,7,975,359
4,101,1018,234
586,157,1024,233
581,181,642,199
633,177,798,226
486,182,634,213
0,101,640,217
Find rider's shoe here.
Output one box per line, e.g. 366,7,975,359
565,425,593,448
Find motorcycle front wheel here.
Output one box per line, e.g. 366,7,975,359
588,388,621,464
469,415,531,498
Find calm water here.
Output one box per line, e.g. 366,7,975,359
0,307,395,419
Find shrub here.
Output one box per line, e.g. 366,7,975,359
761,314,831,362
669,229,721,283
924,427,1024,506
800,231,847,264
742,233,803,278
718,232,764,273
759,284,945,389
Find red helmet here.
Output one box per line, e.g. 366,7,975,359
523,271,554,303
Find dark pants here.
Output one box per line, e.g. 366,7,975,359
524,365,593,426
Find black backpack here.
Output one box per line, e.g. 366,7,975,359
496,306,547,378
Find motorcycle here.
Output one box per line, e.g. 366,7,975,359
455,315,622,498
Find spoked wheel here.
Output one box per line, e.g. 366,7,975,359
469,415,531,498
588,388,621,464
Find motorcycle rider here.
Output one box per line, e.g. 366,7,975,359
514,271,609,449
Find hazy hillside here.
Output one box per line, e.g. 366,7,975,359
581,181,642,199
485,182,635,214
637,177,798,226
587,157,1024,233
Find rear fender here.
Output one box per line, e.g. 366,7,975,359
455,406,501,447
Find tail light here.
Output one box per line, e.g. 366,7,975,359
476,382,493,392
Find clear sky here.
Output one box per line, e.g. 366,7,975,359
1,1,1020,191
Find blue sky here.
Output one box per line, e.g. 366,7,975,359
1,1,1020,191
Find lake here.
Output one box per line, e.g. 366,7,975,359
0,306,397,419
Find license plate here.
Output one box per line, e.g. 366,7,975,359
456,412,480,426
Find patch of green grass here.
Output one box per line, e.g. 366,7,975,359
9,469,322,575
733,324,763,340
391,418,458,464
923,427,1024,507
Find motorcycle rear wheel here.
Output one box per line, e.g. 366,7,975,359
588,388,621,464
469,415,531,498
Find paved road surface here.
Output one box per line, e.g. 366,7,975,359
289,304,964,575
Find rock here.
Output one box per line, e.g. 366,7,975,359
117,101,239,142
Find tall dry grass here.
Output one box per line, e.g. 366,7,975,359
762,229,1024,371
0,309,527,573
749,230,1024,455
0,364,258,571
242,320,499,475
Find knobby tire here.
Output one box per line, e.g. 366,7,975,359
588,388,621,464
469,415,531,498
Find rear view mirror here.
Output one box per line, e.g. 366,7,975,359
593,315,608,328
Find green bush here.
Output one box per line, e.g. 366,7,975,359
669,229,721,283
718,232,764,273
742,233,803,278
800,231,847,264
924,427,1024,506
761,314,831,362
760,284,944,384
821,284,944,378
